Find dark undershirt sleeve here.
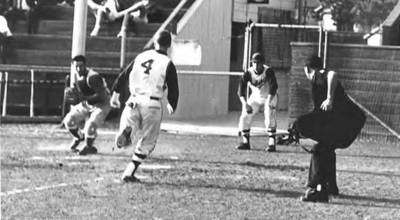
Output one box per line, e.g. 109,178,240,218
165,61,179,111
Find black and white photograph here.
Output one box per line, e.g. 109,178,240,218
1,0,399,219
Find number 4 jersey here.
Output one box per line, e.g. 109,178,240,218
128,49,179,111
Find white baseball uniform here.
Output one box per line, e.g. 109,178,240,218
238,64,278,134
117,49,179,162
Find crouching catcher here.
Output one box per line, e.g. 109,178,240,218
63,55,111,155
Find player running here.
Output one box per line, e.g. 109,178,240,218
236,52,279,152
115,30,179,182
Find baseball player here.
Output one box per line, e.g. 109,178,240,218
63,55,111,155
116,30,179,182
292,55,365,202
237,52,278,152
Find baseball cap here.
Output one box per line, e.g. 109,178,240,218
251,52,265,63
156,30,172,47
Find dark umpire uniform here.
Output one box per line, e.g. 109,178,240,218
293,55,366,202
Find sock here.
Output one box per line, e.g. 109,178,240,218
86,137,95,147
122,161,137,178
69,129,82,140
268,129,276,146
241,129,250,144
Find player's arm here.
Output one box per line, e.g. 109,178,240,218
303,66,313,80
165,61,179,114
237,71,251,103
266,67,278,107
111,60,134,94
110,60,134,108
321,70,338,111
83,74,108,104
237,71,252,113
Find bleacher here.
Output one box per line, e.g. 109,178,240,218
0,0,194,122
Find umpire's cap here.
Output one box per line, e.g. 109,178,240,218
156,30,172,48
251,52,265,63
305,54,323,69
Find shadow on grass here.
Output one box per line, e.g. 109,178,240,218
139,179,304,200
96,152,400,177
338,153,400,160
330,194,400,208
133,179,400,208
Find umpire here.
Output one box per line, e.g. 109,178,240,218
292,55,366,202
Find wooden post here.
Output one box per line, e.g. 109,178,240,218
30,69,35,117
71,0,88,87
2,72,8,116
323,31,328,68
318,25,323,57
0,72,2,108
242,24,250,71
248,24,253,70
120,13,129,69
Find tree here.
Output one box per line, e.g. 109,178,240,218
318,0,398,32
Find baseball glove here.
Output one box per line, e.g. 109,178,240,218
64,86,82,105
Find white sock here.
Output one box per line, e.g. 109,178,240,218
121,162,135,178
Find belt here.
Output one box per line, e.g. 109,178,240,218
131,95,160,101
150,96,160,101
128,96,160,108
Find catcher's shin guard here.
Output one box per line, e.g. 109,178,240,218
68,129,84,152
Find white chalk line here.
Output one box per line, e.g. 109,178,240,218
27,156,173,170
46,123,288,137
1,177,104,197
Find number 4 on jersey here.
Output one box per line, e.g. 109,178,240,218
141,59,154,74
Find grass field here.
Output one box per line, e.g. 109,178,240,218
1,123,400,219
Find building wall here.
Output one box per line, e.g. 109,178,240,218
233,0,297,23
165,0,233,119
382,1,400,45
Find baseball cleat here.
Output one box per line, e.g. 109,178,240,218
69,138,83,152
121,175,140,183
78,145,98,155
300,187,329,203
236,142,250,150
116,127,132,148
266,145,276,152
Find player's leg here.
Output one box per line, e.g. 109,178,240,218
117,13,129,38
78,105,111,155
264,94,278,152
121,104,162,182
115,104,140,148
326,150,339,196
90,9,104,37
63,104,88,152
237,99,260,150
102,0,119,21
301,143,330,202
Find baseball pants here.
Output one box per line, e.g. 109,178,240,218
117,98,162,162
238,94,278,133
64,102,111,138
